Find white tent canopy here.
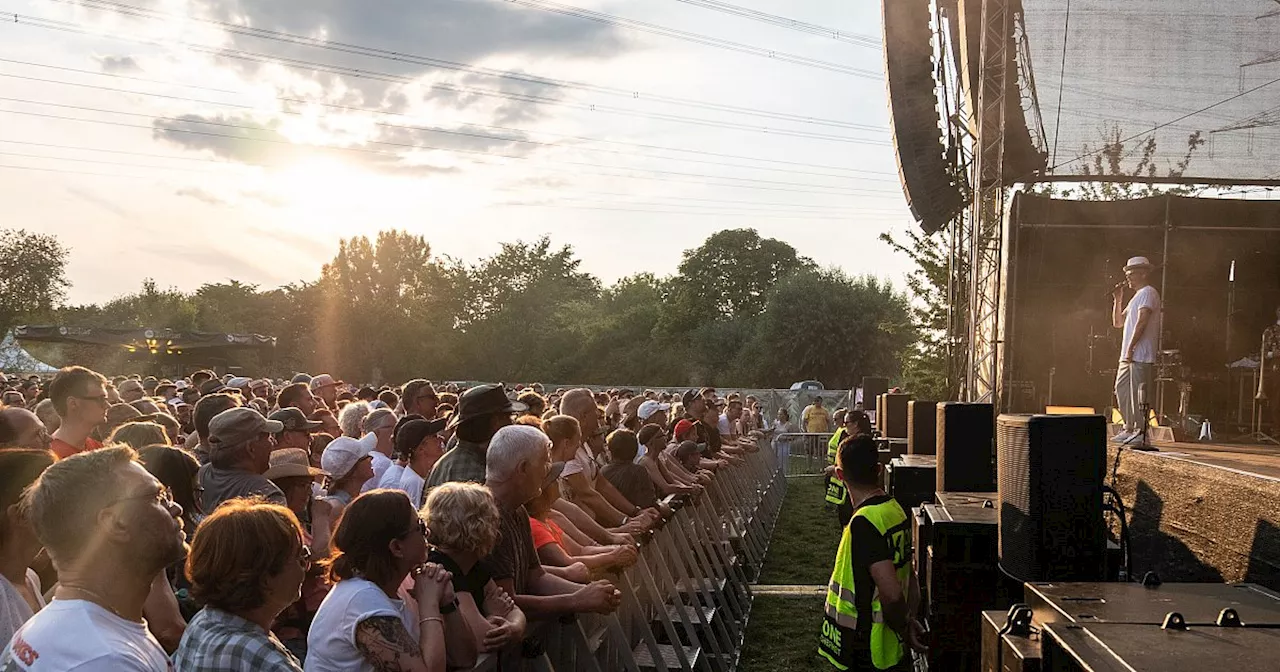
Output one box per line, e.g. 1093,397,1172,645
0,331,57,374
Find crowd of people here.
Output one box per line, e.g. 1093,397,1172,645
0,367,772,671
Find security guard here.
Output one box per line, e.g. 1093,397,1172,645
824,409,850,522
819,434,925,671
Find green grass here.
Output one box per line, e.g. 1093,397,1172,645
757,474,842,585
739,595,827,672
738,474,842,671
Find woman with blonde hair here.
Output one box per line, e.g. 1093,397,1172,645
108,420,170,450
422,483,526,654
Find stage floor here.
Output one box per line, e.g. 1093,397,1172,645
1142,440,1280,481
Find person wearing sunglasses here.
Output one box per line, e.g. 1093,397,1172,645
307,490,475,672
0,446,186,671
46,366,110,460
174,499,311,671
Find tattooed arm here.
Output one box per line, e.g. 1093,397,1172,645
354,615,446,672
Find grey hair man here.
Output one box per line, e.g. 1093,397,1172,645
483,425,621,619
197,407,285,511
0,447,183,671
360,407,398,493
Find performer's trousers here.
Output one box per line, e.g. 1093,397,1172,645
1115,361,1154,432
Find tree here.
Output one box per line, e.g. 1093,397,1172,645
1033,127,1206,200
733,269,914,389
664,228,814,329
0,229,69,334
878,227,956,401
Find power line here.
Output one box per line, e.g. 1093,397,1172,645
10,14,888,146
0,67,898,182
0,105,902,197
670,0,881,48
487,0,879,77
0,57,893,176
48,1,885,127
0,94,897,194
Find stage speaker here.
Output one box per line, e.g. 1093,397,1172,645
883,0,965,234
996,414,1106,583
882,392,911,438
936,402,995,492
953,0,1048,184
862,376,888,411
908,400,938,454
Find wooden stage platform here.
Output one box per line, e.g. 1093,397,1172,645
1140,440,1280,481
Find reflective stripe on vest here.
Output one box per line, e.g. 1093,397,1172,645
818,498,912,671
825,429,848,505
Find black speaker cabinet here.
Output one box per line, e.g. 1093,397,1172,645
936,402,995,493
882,392,911,439
996,414,1106,583
1041,622,1280,671
908,400,937,454
862,376,889,411
888,455,936,511
1024,582,1280,627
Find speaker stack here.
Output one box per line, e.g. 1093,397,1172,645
908,400,937,454
880,392,911,439
862,376,888,413
883,0,964,234
936,402,995,493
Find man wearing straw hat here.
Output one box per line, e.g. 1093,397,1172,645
1111,256,1162,445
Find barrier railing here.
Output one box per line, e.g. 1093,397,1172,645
466,437,784,671
773,432,835,476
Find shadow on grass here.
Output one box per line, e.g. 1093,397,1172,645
758,474,842,585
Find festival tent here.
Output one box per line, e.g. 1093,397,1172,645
0,331,58,374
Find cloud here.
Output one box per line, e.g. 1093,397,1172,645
175,186,229,206
95,55,141,74
65,185,131,219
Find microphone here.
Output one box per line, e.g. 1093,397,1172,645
1107,280,1126,299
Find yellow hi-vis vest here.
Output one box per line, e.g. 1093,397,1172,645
825,429,848,505
819,498,912,670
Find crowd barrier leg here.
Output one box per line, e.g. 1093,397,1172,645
657,512,731,672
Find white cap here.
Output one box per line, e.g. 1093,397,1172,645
321,432,377,481
1124,256,1153,271
637,400,671,420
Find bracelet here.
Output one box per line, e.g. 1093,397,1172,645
419,616,444,627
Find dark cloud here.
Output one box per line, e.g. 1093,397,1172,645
95,55,140,74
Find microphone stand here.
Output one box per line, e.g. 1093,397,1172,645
1125,383,1158,452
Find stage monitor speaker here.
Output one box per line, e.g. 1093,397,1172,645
863,376,888,411
936,402,995,492
882,0,965,234
954,0,1048,184
996,414,1106,583
876,393,886,434
908,400,938,454
882,392,911,438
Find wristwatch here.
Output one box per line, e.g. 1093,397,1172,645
439,597,459,615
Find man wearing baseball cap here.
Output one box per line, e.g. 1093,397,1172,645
425,383,526,489
117,378,145,403
309,374,342,411
636,400,670,428
1111,255,1162,446
197,407,285,511
269,407,323,451
320,433,377,507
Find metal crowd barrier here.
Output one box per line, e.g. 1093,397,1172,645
465,436,785,671
772,432,836,477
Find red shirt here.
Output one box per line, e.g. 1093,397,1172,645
529,516,565,550
50,436,102,460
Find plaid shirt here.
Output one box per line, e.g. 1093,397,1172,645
172,606,302,672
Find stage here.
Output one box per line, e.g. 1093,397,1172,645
1105,438,1280,591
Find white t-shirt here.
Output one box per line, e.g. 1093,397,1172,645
0,598,171,671
304,578,418,672
560,443,599,482
377,463,406,491
399,468,426,510
0,569,44,647
363,452,393,493
1121,285,1162,364
717,414,732,436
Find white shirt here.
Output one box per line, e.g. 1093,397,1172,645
0,569,44,647
398,468,426,510
305,578,418,672
717,414,732,436
560,443,599,482
1121,285,1162,364
0,598,171,671
376,463,406,491
363,452,393,493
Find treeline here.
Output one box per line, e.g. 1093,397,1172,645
15,228,917,388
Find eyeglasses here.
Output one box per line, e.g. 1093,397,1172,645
399,518,428,539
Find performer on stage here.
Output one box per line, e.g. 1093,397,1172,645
1264,307,1280,433
1111,256,1161,444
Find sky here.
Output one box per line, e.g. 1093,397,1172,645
0,0,918,305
